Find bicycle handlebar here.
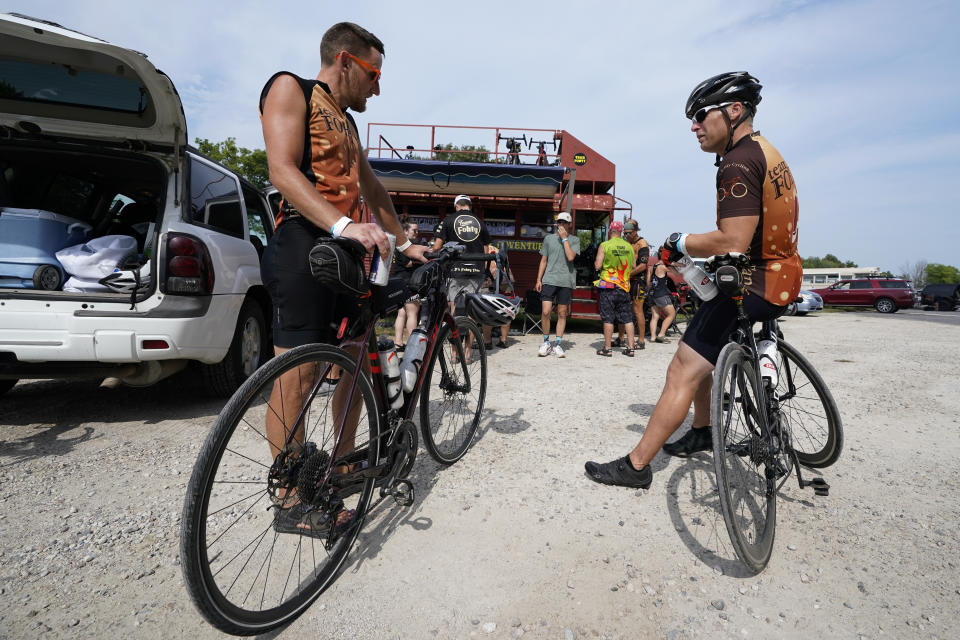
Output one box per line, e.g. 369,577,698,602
423,250,495,262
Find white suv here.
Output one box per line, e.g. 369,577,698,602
0,14,274,397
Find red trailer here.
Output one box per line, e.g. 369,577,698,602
365,123,630,320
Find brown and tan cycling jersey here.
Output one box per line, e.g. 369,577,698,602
259,72,363,227
716,132,801,306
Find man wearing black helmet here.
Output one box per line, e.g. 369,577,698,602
585,72,801,488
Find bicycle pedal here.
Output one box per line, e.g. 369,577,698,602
389,479,415,507
805,477,830,496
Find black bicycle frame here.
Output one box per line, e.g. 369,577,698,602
277,285,471,487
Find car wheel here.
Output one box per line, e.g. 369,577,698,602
874,297,896,313
935,298,956,311
0,379,18,397
201,298,271,396
785,302,797,316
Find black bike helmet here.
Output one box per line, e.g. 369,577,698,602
685,71,762,120
465,292,521,327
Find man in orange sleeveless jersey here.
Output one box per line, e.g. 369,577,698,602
259,23,427,535
585,72,801,488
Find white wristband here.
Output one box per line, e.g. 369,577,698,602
330,216,353,239
677,233,690,256
396,239,412,253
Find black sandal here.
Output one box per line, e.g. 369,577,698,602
611,338,623,348
596,348,613,357
273,501,357,539
622,348,634,357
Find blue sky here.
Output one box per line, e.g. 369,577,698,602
14,0,960,274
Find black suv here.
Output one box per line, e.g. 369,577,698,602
920,284,960,311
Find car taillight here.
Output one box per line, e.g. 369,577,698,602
164,233,214,295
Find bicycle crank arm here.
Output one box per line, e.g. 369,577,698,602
330,461,389,489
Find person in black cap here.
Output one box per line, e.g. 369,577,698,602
432,194,490,361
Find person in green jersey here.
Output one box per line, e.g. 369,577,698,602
593,221,636,356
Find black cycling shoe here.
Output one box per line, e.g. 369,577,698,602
584,455,652,489
662,426,712,458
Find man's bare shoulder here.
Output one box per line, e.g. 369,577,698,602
262,74,308,114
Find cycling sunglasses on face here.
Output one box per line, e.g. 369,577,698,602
692,102,732,123
339,51,381,84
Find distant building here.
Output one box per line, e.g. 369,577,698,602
802,266,881,286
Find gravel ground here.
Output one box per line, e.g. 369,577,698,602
1,311,958,639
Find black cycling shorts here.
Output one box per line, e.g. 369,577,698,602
681,293,786,365
261,218,359,348
629,279,646,300
540,283,572,305
597,287,634,324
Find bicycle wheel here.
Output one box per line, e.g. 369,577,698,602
420,316,487,464
181,343,379,635
711,343,777,574
776,341,843,468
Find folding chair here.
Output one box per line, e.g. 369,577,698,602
522,289,544,335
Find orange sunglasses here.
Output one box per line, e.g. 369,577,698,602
339,51,381,84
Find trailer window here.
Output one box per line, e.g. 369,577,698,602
519,211,552,238
485,219,515,237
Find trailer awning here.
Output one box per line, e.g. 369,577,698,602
368,158,565,198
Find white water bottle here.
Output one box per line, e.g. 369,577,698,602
399,328,428,392
757,338,779,386
377,338,403,409
672,254,718,302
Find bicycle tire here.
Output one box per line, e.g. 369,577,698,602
712,343,777,574
420,316,487,464
776,341,843,468
180,343,379,635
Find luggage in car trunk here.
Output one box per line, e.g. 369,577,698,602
0,207,92,290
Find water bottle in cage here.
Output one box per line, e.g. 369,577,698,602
377,338,403,409
757,337,779,387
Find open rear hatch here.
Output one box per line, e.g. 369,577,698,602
0,13,187,150
0,14,183,300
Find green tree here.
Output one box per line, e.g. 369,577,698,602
194,137,269,188
925,263,960,284
803,254,858,269
433,143,493,163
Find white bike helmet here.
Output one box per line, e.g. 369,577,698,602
99,258,151,294
465,292,521,327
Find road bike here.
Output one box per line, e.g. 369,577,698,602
706,253,843,573
180,243,492,635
